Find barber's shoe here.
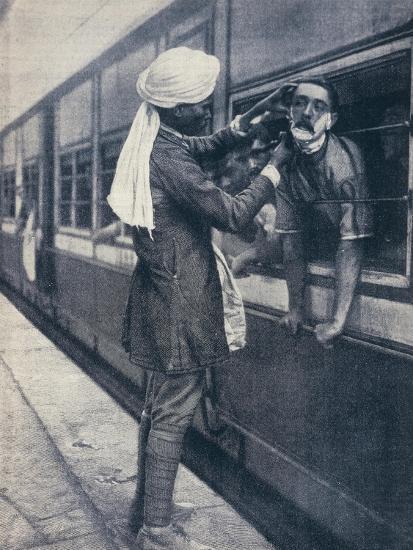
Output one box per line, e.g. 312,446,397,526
135,523,215,550
129,502,196,534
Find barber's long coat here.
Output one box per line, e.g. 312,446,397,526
122,127,273,374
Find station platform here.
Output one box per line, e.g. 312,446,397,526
0,293,276,550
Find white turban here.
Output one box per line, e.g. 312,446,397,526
107,47,220,234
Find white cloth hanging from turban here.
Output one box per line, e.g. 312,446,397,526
107,47,220,233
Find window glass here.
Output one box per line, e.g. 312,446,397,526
222,49,411,281
3,170,16,218
75,203,92,228
331,51,410,275
21,163,40,219
58,147,92,229
98,139,123,228
60,202,71,226
60,154,72,177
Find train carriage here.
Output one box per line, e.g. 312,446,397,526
1,1,413,548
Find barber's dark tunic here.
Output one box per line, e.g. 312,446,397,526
122,127,273,374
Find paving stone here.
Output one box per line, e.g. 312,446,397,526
28,532,118,549
33,507,97,543
0,293,277,549
0,359,116,550
0,498,46,550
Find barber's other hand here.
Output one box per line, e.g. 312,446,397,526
315,321,343,347
280,308,304,335
270,132,292,168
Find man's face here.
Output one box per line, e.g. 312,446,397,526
248,139,272,177
291,83,332,133
177,98,212,136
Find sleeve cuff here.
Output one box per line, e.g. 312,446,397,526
260,164,281,187
230,115,249,137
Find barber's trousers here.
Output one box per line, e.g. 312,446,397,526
142,370,205,527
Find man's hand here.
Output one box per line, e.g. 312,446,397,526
315,320,343,346
263,82,298,115
280,308,304,335
269,132,292,169
237,83,297,131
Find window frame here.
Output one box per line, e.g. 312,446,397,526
228,37,413,289
57,141,93,233
98,129,132,244
1,165,16,220
22,158,40,207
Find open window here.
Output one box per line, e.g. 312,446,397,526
225,39,412,288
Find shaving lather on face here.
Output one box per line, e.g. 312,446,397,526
289,109,332,153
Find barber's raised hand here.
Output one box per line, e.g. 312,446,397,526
263,82,298,115
269,132,292,168
237,82,297,131
314,320,343,347
280,308,304,335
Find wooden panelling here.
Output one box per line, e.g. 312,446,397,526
54,252,96,325
100,42,156,134
2,130,16,166
22,113,43,160
0,232,22,290
229,0,413,87
93,262,130,341
167,2,213,45
216,311,413,541
57,80,93,147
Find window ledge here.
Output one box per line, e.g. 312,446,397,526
58,226,92,237
115,235,133,246
55,232,93,258
95,243,137,269
307,262,409,289
1,220,16,234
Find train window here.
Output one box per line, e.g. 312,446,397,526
330,52,410,277
15,162,40,230
99,139,123,228
2,169,16,218
22,163,39,209
98,136,133,239
4,171,16,218
58,147,92,230
225,46,412,287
